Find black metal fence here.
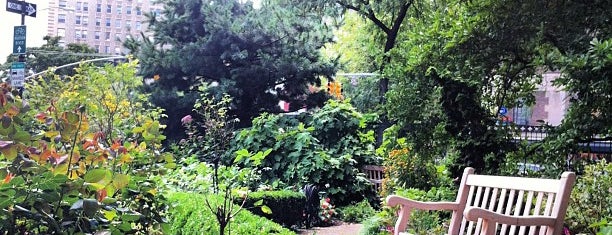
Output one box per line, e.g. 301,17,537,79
497,124,612,167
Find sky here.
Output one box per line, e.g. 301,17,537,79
1,1,51,64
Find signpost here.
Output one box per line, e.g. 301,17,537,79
10,62,26,88
6,0,37,17
6,0,37,93
13,25,27,54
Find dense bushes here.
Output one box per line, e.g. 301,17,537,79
231,100,380,206
167,192,295,235
0,62,172,233
236,190,306,227
337,200,377,223
566,160,612,234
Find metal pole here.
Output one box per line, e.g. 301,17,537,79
19,0,26,96
20,0,25,25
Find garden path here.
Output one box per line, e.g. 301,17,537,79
298,223,362,235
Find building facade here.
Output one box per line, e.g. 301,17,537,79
45,0,162,54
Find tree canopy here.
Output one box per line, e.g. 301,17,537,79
129,0,337,141
1,36,98,77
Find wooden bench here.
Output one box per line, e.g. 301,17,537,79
363,165,384,192
386,167,576,235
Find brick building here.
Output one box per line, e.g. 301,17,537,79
45,0,162,54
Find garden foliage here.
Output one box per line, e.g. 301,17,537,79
0,61,173,233
566,160,612,234
230,100,379,206
167,192,295,235
235,190,305,228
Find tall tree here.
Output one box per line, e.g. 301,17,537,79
129,0,337,141
299,0,418,144
385,0,611,178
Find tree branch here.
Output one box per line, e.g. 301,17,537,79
335,1,391,34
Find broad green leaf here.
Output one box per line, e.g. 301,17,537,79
112,174,130,189
84,169,112,185
103,210,117,221
13,130,30,143
261,205,272,214
253,199,264,206
122,213,142,222
0,145,18,161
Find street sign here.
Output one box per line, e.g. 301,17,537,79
6,0,37,17
499,107,508,116
10,62,26,88
13,25,27,54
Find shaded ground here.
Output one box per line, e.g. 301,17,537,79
298,223,363,235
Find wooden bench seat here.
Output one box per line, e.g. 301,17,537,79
386,167,576,235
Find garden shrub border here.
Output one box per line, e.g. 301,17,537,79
167,192,295,235
235,190,306,228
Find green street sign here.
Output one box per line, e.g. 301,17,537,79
13,25,27,54
10,62,26,88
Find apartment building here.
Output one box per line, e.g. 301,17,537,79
46,0,162,54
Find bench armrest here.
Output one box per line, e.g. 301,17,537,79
386,195,459,211
386,195,459,235
464,206,556,227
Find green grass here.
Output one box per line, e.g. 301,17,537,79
166,192,296,235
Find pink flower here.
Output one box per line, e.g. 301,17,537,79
181,115,193,125
325,198,331,203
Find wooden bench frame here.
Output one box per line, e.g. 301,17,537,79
386,167,576,235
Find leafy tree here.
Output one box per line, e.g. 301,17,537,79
1,36,98,77
129,0,337,142
383,0,610,178
300,0,419,144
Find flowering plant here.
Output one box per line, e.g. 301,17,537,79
319,197,337,224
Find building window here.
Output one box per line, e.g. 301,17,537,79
95,45,100,53
105,18,111,27
115,33,122,41
58,14,66,23
59,0,67,8
136,7,141,15
95,31,101,40
105,32,111,40
106,5,112,13
96,3,101,12
125,20,131,30
76,2,82,11
83,16,88,25
57,28,66,37
95,18,101,26
82,30,88,39
115,20,121,28
117,5,122,14
135,21,141,30
105,46,110,54
76,16,81,24
75,30,81,39
114,47,120,54
83,2,88,11
126,6,132,14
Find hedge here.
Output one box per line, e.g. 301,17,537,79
235,190,306,228
167,192,296,235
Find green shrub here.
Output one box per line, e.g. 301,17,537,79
167,192,295,235
566,160,612,234
230,100,380,206
338,200,377,223
359,209,394,235
236,190,306,227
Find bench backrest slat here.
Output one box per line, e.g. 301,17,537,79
451,168,575,235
